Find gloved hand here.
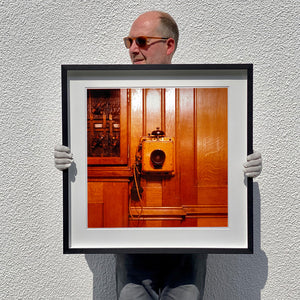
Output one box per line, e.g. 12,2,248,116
54,145,73,171
243,151,262,178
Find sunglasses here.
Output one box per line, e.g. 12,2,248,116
123,36,169,49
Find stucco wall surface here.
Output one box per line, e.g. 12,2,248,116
1,1,299,299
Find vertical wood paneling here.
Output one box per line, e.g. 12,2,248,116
88,181,129,227
88,203,103,227
144,89,163,214
196,88,227,186
145,88,162,134
177,88,197,204
177,88,197,226
195,88,228,208
144,180,163,207
162,88,180,208
103,182,128,227
164,88,176,136
88,182,104,227
144,89,163,226
88,182,104,203
130,89,143,164
161,89,166,131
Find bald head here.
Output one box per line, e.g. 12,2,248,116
132,11,179,51
127,11,179,64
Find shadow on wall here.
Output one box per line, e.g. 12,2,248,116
85,254,116,300
203,183,268,300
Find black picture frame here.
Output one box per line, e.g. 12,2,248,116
62,64,253,254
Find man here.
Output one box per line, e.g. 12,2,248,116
55,11,262,299
126,11,177,65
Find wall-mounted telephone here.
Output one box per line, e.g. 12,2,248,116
140,128,175,174
131,128,175,202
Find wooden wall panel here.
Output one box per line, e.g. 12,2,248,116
145,89,162,134
197,216,227,227
88,182,104,228
130,87,227,227
195,88,228,206
88,87,228,228
142,89,164,226
130,88,143,164
162,88,180,208
176,88,197,205
144,180,162,207
88,181,129,228
103,181,129,227
175,88,198,226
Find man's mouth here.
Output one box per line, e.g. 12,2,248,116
133,58,145,64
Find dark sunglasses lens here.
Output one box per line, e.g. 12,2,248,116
136,37,147,47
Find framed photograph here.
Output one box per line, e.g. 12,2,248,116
62,64,253,254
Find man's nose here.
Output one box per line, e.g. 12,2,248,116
129,40,140,53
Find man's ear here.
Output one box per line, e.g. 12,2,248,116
166,38,176,56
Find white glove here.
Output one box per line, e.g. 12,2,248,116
54,145,73,171
243,151,262,178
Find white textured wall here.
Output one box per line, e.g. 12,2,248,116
1,1,299,299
